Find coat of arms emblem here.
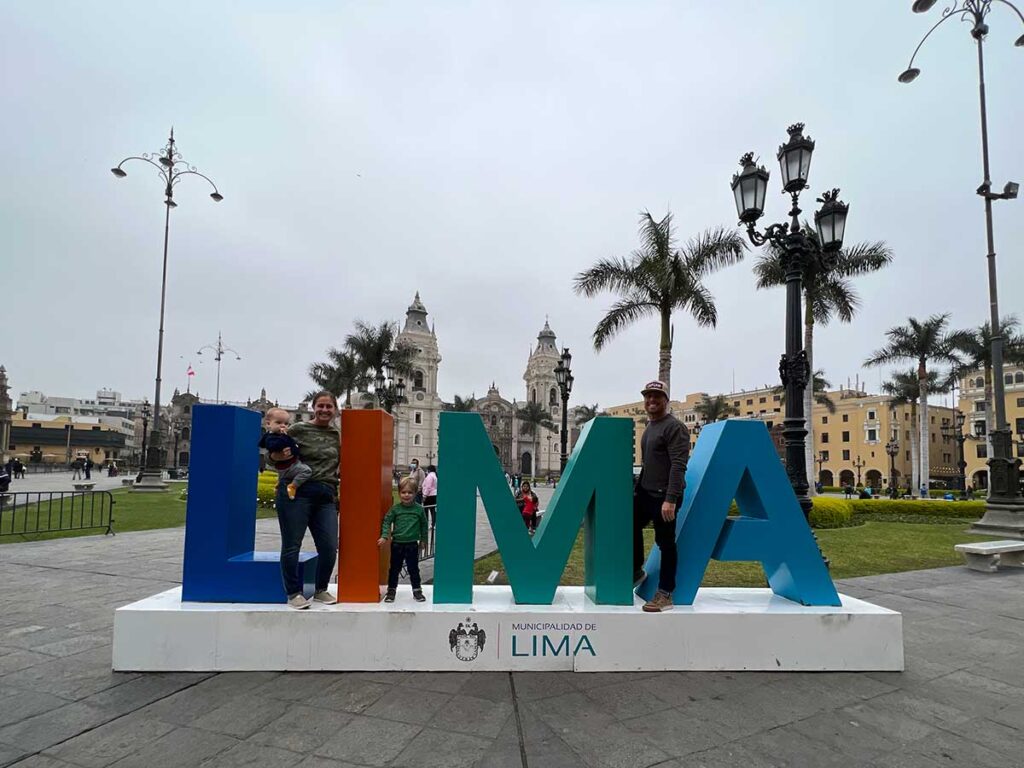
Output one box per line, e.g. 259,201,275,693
449,621,486,662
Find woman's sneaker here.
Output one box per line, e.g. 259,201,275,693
413,589,426,602
313,590,336,605
287,593,311,610
383,590,396,603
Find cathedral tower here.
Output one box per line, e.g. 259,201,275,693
394,293,443,468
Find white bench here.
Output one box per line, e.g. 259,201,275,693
72,482,96,492
954,540,1024,573
121,479,135,487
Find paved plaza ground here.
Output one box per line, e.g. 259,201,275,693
0,522,1022,767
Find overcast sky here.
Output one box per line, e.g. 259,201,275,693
4,1,1023,412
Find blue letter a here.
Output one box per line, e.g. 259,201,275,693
638,419,840,607
432,413,633,605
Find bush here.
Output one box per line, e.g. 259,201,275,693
848,498,985,519
257,471,278,508
820,486,842,494
809,497,855,529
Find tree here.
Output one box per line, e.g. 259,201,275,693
866,314,969,492
307,348,368,407
449,395,476,412
345,320,417,409
574,404,603,426
952,316,1024,445
755,226,892,494
774,370,837,414
516,402,555,478
881,369,943,494
693,395,739,424
574,211,746,394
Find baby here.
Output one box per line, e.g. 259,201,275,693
258,408,312,500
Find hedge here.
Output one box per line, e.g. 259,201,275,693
848,498,985,518
808,497,855,529
257,471,278,508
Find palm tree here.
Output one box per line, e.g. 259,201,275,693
516,401,555,477
866,315,969,492
774,370,838,415
953,316,1024,444
307,348,368,407
755,226,892,493
449,394,476,412
345,320,417,408
693,395,739,424
574,210,746,394
574,403,603,426
881,370,943,494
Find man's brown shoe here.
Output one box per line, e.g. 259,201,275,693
642,590,674,612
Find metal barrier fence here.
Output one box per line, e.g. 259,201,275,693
0,491,116,537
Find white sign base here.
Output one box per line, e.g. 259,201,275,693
112,586,903,672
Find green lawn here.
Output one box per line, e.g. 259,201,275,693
472,519,997,587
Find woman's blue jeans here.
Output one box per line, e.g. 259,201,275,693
276,480,338,596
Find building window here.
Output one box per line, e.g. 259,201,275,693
531,389,536,403
842,450,851,461
842,431,850,442
1015,372,1024,384
868,410,876,420
821,416,828,424
773,395,781,402
1006,374,1014,385
549,388,558,406
745,399,752,406
414,434,421,446
1015,417,1024,435
842,414,849,423
413,370,425,390
821,433,829,444
975,401,986,412
491,415,497,426
977,444,988,459
414,412,422,425
975,421,986,437
867,429,877,442
1018,397,1024,408
820,450,829,462
905,450,910,461
733,401,740,407
759,397,766,404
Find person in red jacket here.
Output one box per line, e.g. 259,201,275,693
515,480,540,534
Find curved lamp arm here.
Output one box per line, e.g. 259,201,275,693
172,169,224,201
993,0,1024,26
111,155,168,181
902,5,973,75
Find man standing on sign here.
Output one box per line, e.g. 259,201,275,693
633,380,689,613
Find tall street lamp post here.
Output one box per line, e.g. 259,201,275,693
853,455,866,488
899,0,1024,534
815,450,826,487
112,129,223,492
886,431,900,499
375,362,406,415
731,123,850,521
138,400,151,480
553,348,574,473
942,411,969,497
196,331,241,404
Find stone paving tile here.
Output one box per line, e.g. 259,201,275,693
789,709,904,761
0,650,51,675
314,715,420,766
514,703,589,768
0,742,29,766
248,673,343,703
42,710,176,768
526,692,671,768
927,716,1024,761
0,688,71,729
578,678,675,721
618,707,728,757
399,672,472,695
246,704,351,754
191,696,293,739
454,672,511,704
311,677,390,715
7,756,80,767
293,756,369,768
425,694,513,738
0,647,136,701
197,741,304,767
734,725,855,767
30,634,110,659
361,685,451,725
507,671,576,702
140,673,281,726
0,701,113,753
104,726,239,768
390,726,493,768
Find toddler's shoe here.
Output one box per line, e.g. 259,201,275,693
383,590,396,603
287,483,298,500
413,589,426,602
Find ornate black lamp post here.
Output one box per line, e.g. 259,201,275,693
196,331,241,404
553,348,574,473
899,1,1023,533
886,431,900,499
815,450,826,485
138,400,151,480
731,124,849,521
853,455,866,488
942,410,969,497
375,362,406,414
112,129,223,492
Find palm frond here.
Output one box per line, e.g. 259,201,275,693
592,297,658,351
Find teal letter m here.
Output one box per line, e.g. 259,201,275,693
433,413,633,605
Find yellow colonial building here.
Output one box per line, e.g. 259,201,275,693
959,363,1024,491
606,383,957,491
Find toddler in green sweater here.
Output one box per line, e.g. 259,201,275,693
377,477,429,603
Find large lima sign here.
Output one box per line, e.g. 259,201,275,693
112,406,903,672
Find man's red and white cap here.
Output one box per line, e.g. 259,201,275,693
640,380,669,398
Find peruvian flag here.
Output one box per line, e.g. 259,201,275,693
187,365,195,378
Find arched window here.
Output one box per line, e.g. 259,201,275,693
1016,372,1024,384
1006,374,1014,385
491,415,497,425
181,427,190,441
549,387,557,406
414,370,424,390
531,388,537,403
414,434,421,446
975,377,984,388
